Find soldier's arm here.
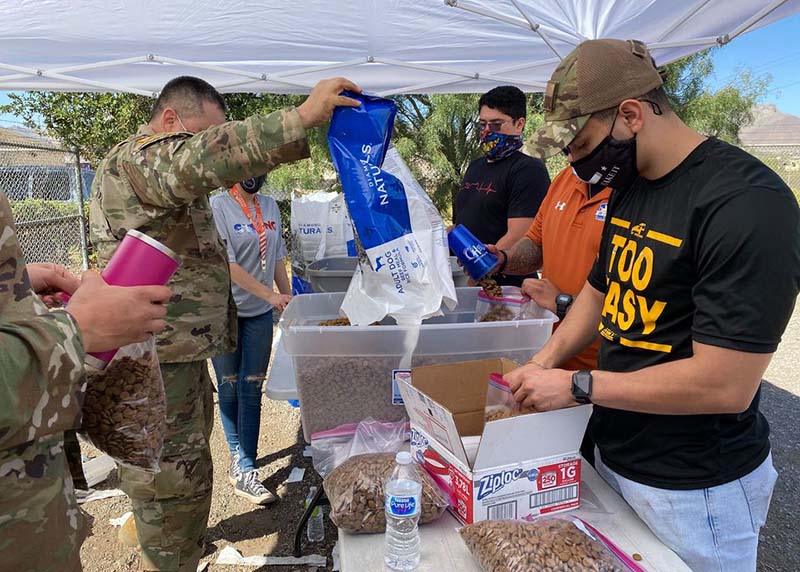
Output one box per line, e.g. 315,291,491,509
123,108,310,208
0,193,86,450
0,310,86,450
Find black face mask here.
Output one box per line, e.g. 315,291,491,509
570,113,639,190
239,175,265,194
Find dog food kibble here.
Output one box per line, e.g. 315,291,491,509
319,317,352,327
324,453,449,534
479,305,516,322
479,277,503,298
485,407,516,422
81,353,166,471
459,519,626,572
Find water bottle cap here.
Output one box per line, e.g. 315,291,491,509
396,451,413,465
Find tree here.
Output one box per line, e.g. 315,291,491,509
1,92,152,165
659,49,770,143
393,94,481,213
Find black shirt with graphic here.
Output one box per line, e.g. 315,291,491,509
587,138,800,490
454,151,550,286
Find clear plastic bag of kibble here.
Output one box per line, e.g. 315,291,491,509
323,453,449,534
474,286,533,323
459,517,640,572
80,337,166,472
484,373,520,422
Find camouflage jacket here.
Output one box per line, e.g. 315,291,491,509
89,108,310,363
0,191,86,474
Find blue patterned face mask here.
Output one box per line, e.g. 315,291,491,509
480,131,524,162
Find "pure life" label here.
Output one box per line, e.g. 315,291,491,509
386,494,419,517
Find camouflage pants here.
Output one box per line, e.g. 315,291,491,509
0,436,88,572
118,361,214,572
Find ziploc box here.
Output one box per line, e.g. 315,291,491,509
398,358,592,526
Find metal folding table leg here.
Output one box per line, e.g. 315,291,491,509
293,484,330,557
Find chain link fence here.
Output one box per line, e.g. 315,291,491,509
743,145,800,200
0,140,90,273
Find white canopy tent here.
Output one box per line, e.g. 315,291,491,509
1,0,798,96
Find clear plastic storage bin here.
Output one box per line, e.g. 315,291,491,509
280,287,557,440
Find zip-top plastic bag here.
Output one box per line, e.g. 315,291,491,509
484,373,520,422
459,516,645,572
474,286,534,323
328,91,456,326
310,417,410,478
80,337,166,472
324,452,449,534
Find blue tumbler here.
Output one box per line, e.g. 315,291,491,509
448,224,499,281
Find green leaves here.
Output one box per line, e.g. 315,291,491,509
1,92,152,164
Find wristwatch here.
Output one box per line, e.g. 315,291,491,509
571,370,593,404
555,293,574,320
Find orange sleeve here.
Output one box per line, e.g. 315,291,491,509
526,167,569,245
526,200,545,245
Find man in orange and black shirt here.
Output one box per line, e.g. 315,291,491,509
490,166,610,370
488,166,610,461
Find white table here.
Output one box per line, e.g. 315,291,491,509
338,460,690,572
264,329,298,401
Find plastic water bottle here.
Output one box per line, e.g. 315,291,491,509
384,451,422,571
305,486,324,542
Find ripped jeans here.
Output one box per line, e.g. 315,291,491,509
210,310,273,472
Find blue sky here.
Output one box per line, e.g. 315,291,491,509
2,11,800,126
707,11,800,115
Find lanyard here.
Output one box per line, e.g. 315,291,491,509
230,185,267,271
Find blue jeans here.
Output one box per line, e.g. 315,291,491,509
211,310,273,473
595,450,778,572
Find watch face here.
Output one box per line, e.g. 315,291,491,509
572,370,592,403
556,294,571,305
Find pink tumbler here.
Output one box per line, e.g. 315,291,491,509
85,230,181,369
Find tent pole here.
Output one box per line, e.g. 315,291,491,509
726,0,790,42
378,77,474,97
0,62,151,95
0,56,150,84
649,36,720,51
657,0,715,42
376,57,556,96
509,0,563,59
373,57,545,90
214,59,367,91
444,0,579,46
274,58,367,78
152,56,315,89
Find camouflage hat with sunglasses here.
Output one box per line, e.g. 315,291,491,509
529,38,663,158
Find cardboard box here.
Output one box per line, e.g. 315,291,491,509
398,357,592,525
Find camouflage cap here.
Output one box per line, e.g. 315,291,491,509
529,39,663,158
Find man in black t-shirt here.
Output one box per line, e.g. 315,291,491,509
506,40,800,572
454,86,550,287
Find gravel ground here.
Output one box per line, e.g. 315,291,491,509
758,304,800,572
77,306,800,572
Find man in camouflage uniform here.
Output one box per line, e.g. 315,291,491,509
0,192,172,571
89,75,360,571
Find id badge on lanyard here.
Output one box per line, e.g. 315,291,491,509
231,187,268,274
